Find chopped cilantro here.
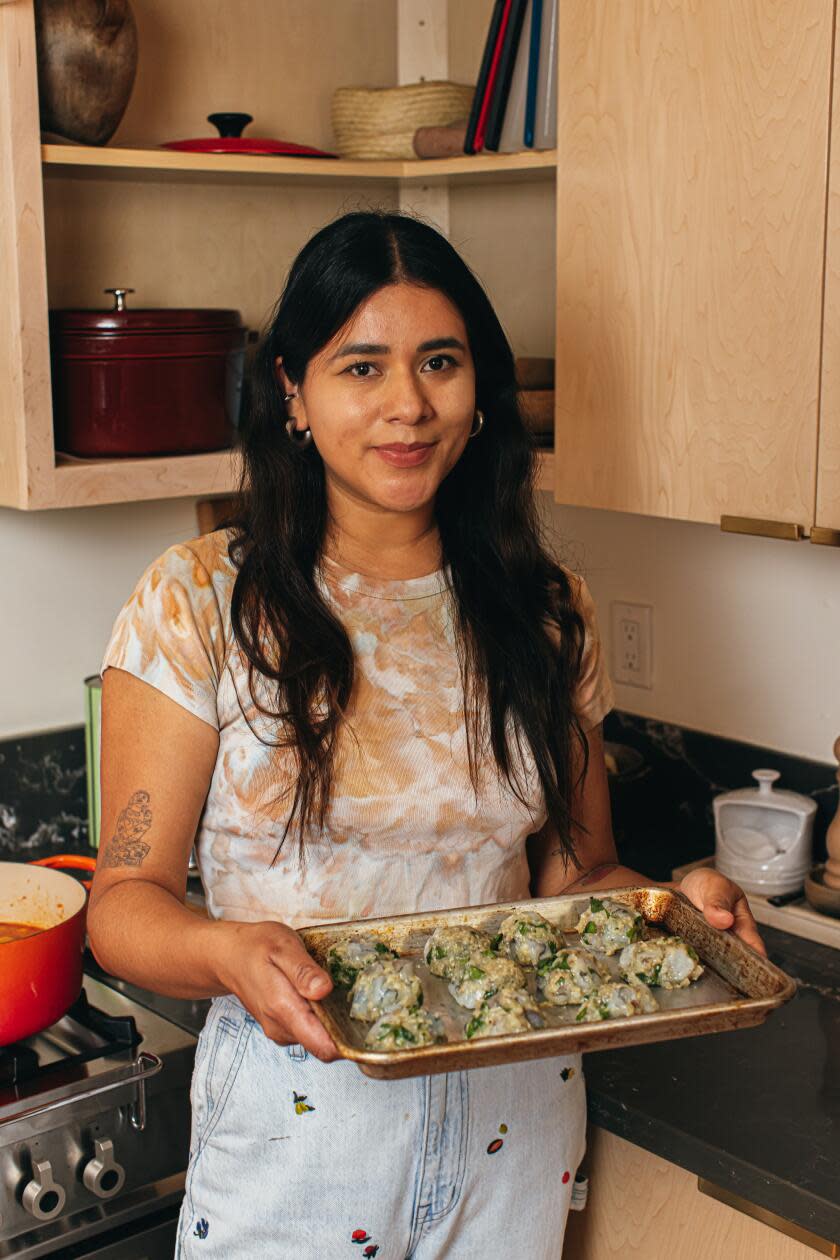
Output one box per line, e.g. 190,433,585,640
374,942,391,955
582,922,597,936
589,897,605,914
377,1023,417,1045
432,946,446,960
517,922,531,935
541,951,570,974
465,1014,485,1039
467,965,485,980
575,1006,588,1022
686,944,699,962
327,951,357,988
489,933,503,951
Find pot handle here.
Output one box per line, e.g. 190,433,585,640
30,854,96,890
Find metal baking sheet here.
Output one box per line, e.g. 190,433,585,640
301,887,795,1080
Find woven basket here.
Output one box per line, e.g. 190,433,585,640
332,80,474,160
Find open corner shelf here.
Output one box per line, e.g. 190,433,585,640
42,448,553,510
47,449,241,509
41,144,558,187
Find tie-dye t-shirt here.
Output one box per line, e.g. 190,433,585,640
102,530,613,929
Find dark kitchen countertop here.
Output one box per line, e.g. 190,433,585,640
583,923,840,1245
84,951,212,1038
85,921,840,1244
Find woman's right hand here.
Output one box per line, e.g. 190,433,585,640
215,920,341,1061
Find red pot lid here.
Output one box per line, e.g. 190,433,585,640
161,137,338,158
50,307,244,334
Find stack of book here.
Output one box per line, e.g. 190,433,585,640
464,0,558,155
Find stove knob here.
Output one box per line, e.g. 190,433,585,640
82,1139,126,1199
21,1158,66,1221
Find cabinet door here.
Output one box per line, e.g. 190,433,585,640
817,0,840,536
554,2,833,526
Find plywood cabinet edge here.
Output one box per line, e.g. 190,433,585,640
563,1127,833,1260
0,0,55,510
815,0,840,532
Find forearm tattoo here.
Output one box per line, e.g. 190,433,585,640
100,790,153,868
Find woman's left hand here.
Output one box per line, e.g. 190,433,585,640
678,867,767,957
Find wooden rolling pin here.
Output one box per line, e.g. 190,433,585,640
824,736,840,889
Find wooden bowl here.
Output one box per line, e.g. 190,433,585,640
804,864,840,918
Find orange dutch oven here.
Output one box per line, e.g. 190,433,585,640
0,855,96,1046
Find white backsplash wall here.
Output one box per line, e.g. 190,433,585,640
542,502,839,765
0,500,199,738
1,497,837,763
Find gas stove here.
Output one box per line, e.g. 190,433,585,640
0,976,198,1259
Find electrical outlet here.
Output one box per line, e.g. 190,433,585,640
611,602,653,688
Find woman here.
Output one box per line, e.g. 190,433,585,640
88,211,763,1259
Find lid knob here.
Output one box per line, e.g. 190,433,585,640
104,288,135,312
207,112,253,139
752,768,781,796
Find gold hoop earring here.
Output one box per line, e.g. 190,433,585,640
469,409,485,438
285,418,313,448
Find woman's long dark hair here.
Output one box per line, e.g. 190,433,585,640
229,210,588,864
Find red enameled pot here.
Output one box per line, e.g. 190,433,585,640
0,856,96,1046
49,291,245,458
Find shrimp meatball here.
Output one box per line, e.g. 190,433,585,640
575,980,659,1023
498,910,560,967
536,948,610,1006
423,925,493,981
576,897,644,955
348,959,423,1023
326,935,396,988
465,989,542,1040
447,955,526,1010
618,937,703,989
364,1008,445,1050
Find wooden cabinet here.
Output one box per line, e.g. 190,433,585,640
0,0,555,510
563,1127,831,1260
553,1,837,535
10,1,834,526
816,0,840,541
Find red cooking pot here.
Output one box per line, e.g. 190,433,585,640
0,856,96,1046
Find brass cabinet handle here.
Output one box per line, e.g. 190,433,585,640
697,1178,839,1256
810,526,840,547
720,515,804,541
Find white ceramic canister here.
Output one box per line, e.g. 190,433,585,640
714,769,816,897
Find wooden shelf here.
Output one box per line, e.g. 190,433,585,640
37,448,553,510
41,144,557,186
49,450,240,509
536,449,554,492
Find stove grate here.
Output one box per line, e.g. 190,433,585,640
0,987,141,1088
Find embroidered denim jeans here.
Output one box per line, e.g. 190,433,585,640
176,995,586,1259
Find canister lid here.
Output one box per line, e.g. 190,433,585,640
50,288,243,334
713,769,817,818
50,308,243,334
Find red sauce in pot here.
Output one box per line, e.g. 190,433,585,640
0,922,43,944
